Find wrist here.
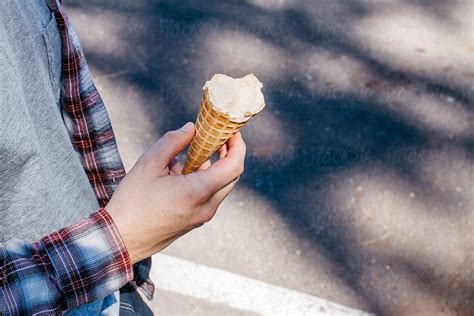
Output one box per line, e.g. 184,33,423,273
104,204,141,265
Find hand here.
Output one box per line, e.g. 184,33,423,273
106,122,246,264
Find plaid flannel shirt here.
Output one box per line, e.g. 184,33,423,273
0,1,153,314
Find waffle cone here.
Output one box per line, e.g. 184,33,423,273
183,89,255,174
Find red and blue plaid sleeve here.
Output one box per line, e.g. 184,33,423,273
48,0,155,300
0,208,133,315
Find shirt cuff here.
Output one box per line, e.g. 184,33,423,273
40,208,133,308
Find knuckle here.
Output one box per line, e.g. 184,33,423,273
187,178,212,202
196,186,212,202
203,212,214,223
241,139,247,152
233,163,244,176
238,163,245,175
197,210,214,224
192,221,205,228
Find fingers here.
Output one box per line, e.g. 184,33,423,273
209,176,239,207
198,159,211,171
169,156,183,175
197,144,227,172
197,176,239,223
218,143,228,159
193,132,246,193
143,122,195,171
168,156,179,170
195,143,227,173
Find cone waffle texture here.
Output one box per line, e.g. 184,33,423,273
183,89,253,174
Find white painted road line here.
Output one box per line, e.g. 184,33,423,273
151,254,373,315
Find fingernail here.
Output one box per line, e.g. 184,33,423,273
181,122,194,132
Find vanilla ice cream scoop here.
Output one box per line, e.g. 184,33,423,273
204,73,265,123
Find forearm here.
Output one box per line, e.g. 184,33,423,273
0,209,133,315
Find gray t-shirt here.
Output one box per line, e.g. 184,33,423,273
0,1,99,244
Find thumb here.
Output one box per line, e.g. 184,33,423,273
146,122,195,170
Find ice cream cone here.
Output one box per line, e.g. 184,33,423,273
183,89,250,174
183,89,244,174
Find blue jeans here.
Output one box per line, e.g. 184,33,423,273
64,291,120,315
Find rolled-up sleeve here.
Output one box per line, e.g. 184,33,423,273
0,208,133,315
